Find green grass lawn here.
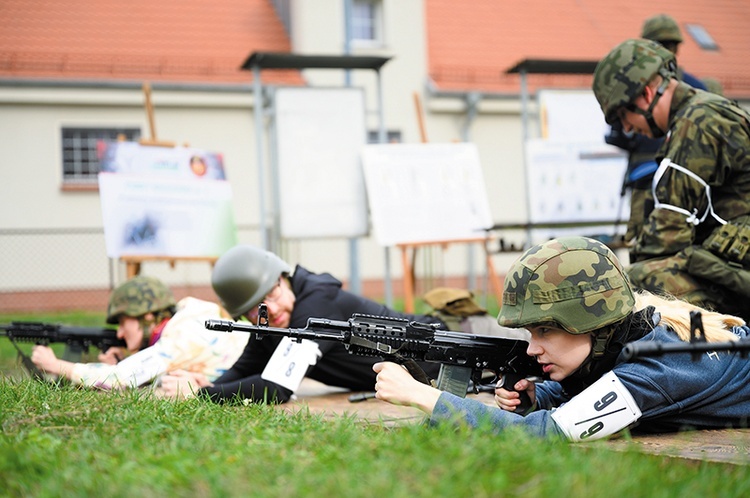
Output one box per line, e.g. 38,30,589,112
2,310,749,497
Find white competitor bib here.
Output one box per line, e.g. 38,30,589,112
551,371,642,442
261,337,321,391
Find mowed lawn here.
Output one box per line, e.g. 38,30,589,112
2,311,749,497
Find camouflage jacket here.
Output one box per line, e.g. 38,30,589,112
632,82,750,260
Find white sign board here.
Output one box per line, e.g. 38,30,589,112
274,87,368,239
525,139,628,242
97,142,237,258
539,90,610,143
362,143,493,246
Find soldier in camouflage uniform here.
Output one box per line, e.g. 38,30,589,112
593,38,750,320
374,237,750,441
30,275,248,390
605,14,707,254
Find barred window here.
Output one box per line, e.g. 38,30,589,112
61,127,141,184
351,0,383,45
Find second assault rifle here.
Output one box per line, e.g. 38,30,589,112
623,311,750,361
1,322,126,378
205,304,544,408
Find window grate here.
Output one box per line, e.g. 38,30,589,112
61,127,140,183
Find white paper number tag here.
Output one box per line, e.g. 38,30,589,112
116,347,169,387
261,337,321,392
550,371,642,442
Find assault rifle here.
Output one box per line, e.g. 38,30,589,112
623,311,750,361
205,304,544,408
1,322,126,378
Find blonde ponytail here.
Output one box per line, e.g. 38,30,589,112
633,290,742,343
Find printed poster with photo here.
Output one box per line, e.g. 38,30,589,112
97,142,237,258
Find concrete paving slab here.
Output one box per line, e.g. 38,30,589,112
283,379,750,465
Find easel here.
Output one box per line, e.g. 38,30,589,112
118,82,218,279
398,237,503,313
392,96,502,313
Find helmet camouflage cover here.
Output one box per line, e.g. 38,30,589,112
592,38,676,124
641,14,683,43
497,237,635,334
106,275,176,324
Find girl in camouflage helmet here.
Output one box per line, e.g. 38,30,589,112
30,275,248,391
374,236,750,441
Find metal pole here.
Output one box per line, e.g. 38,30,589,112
253,64,268,250
343,0,362,295
462,92,480,295
520,68,532,248
375,69,393,308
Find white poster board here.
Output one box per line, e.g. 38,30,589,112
274,87,368,239
362,143,493,246
539,90,610,143
97,143,237,258
525,139,628,242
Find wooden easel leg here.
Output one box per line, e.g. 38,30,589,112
484,243,503,307
401,245,415,313
126,262,140,280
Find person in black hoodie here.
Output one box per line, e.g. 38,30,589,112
159,244,519,402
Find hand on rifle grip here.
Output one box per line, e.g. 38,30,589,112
497,372,535,414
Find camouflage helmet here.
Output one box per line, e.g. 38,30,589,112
641,14,683,44
593,38,677,124
106,275,176,324
211,245,292,318
497,237,635,334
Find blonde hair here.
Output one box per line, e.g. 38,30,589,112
634,290,742,343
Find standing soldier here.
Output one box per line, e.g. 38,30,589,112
641,14,706,91
605,14,707,252
593,38,750,320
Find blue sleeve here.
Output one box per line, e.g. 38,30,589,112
681,71,708,91
430,392,567,439
534,381,569,409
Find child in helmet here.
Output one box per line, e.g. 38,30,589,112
374,237,750,441
30,275,248,390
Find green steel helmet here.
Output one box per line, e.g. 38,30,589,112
211,245,292,318
592,38,677,124
106,275,176,324
497,237,635,334
641,14,683,43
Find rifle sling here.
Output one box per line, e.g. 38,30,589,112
8,339,45,380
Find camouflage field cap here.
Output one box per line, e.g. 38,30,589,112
497,237,635,334
641,14,683,43
593,38,676,124
106,275,176,324
211,245,292,318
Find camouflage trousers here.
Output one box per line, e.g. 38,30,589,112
626,250,749,321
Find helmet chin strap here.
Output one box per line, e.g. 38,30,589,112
631,76,671,138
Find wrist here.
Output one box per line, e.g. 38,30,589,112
413,384,442,415
54,359,74,379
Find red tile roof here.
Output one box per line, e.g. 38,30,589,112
0,0,301,85
1,1,748,98
426,0,750,98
